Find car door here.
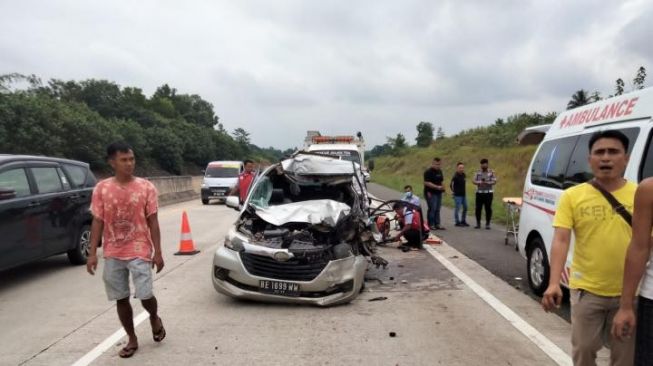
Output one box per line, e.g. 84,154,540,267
60,163,95,250
0,165,40,270
27,164,69,256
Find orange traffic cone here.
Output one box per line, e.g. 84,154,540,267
174,211,199,255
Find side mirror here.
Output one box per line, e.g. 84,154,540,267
201,169,206,174
0,188,17,201
226,196,240,210
368,160,375,172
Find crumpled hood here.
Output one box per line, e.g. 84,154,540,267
253,199,351,227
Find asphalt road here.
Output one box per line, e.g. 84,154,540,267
0,195,580,365
366,182,571,322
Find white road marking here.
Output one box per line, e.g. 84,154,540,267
423,244,572,366
71,311,149,366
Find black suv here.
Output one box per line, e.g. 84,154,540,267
0,155,97,271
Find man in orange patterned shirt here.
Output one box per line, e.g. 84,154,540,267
86,142,166,358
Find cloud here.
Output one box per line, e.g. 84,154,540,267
1,0,651,149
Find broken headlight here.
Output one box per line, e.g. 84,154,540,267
224,235,245,251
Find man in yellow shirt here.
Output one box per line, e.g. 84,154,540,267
542,130,636,366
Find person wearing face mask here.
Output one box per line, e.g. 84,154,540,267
401,185,421,206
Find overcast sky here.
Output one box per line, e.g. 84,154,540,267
1,0,651,150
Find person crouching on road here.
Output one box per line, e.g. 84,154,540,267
86,142,166,359
541,130,636,366
392,202,428,252
230,159,255,205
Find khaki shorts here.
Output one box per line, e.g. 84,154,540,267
102,258,153,301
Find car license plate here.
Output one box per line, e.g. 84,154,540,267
259,280,300,297
212,191,225,196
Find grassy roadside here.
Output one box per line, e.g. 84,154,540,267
371,144,537,225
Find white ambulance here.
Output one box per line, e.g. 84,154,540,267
518,86,653,295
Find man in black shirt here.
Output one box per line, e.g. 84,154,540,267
450,162,469,227
423,157,446,230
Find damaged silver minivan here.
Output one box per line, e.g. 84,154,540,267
212,153,386,306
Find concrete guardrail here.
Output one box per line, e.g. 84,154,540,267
146,175,204,206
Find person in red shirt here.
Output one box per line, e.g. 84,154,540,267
392,202,428,252
86,142,165,359
230,159,255,204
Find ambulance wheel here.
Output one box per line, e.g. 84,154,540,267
527,236,549,296
202,198,209,205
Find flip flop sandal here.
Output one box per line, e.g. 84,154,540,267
119,346,138,358
153,318,166,342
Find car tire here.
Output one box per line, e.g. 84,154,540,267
202,198,209,205
527,236,549,296
67,224,91,265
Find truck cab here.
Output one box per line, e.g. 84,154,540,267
303,131,370,182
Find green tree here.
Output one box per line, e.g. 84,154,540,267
387,133,407,156
436,127,446,139
0,73,270,175
615,78,625,96
146,128,184,174
0,73,41,93
590,91,602,102
633,66,647,90
76,79,123,118
171,94,219,128
415,121,434,147
567,89,590,110
233,128,251,146
368,144,393,158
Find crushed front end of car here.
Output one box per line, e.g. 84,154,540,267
212,153,386,306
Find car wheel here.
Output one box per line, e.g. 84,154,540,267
67,224,91,265
527,236,549,296
202,198,209,205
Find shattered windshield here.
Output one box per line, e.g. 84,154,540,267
249,176,273,208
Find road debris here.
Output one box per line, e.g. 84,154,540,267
368,296,388,302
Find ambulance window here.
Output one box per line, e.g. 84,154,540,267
564,134,593,188
641,130,653,180
566,128,639,187
530,136,577,189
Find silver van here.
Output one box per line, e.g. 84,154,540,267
212,153,385,306
201,161,243,204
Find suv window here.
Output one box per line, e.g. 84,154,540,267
32,167,64,194
0,168,31,198
63,164,88,188
565,128,640,188
530,136,578,189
